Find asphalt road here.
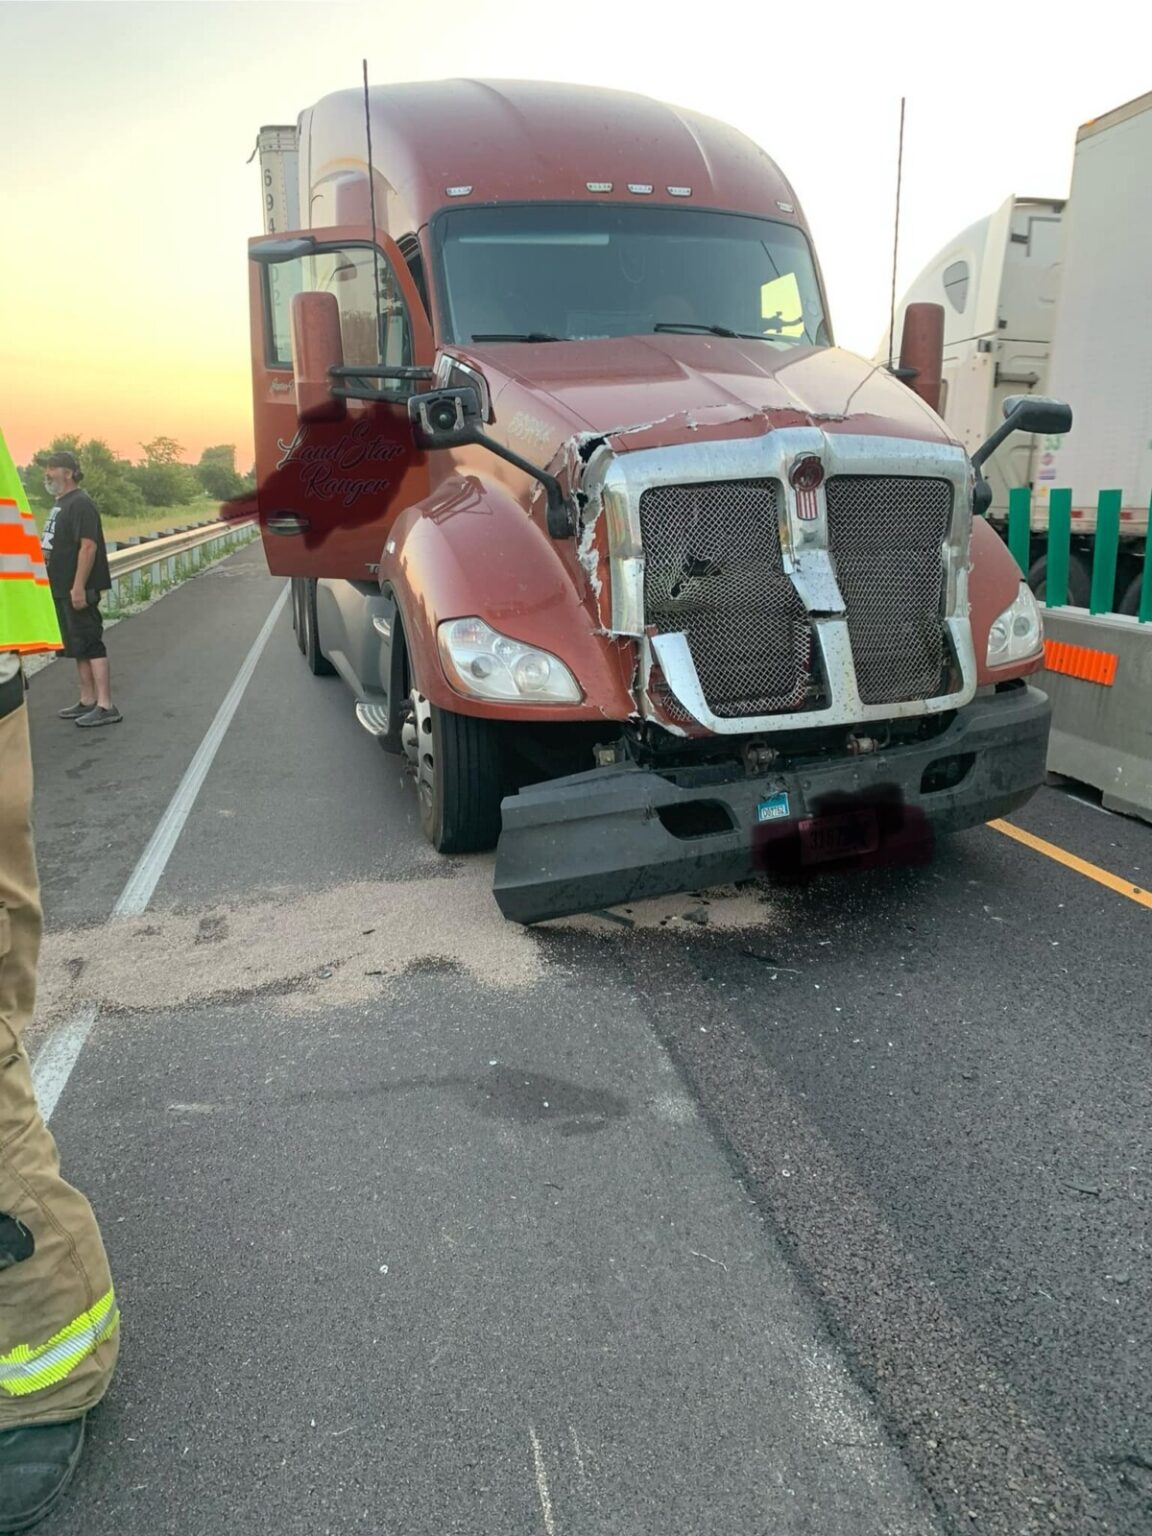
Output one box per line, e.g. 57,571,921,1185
20,544,1151,1536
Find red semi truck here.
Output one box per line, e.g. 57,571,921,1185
244,79,1064,923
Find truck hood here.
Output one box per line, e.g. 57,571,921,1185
465,336,953,453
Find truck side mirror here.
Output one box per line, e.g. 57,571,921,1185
409,386,484,447
971,393,1074,485
408,386,574,540
896,302,944,412
290,291,347,424
1001,394,1073,437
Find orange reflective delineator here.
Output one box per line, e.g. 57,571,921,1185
0,431,62,655
1043,638,1118,687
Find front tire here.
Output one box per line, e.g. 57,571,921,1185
402,690,504,853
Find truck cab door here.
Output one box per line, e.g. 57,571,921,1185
247,226,434,580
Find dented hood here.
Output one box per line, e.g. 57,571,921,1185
471,336,954,452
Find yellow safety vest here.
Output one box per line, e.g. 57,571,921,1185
0,429,62,654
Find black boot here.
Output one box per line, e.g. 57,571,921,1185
0,1418,86,1533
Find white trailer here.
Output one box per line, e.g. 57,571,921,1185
1035,90,1152,611
884,89,1152,610
878,194,1065,520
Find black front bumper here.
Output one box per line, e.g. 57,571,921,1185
492,686,1051,924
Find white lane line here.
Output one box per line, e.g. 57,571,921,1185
114,587,289,917
32,585,288,1122
528,1427,557,1536
31,1003,98,1125
1064,792,1115,817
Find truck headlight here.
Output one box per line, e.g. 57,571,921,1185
438,618,582,704
987,582,1044,666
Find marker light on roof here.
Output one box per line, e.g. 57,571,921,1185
627,183,654,195
667,186,692,197
446,185,473,197
586,182,613,193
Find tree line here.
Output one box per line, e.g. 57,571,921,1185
19,435,257,517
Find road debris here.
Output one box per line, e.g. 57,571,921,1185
689,1249,728,1272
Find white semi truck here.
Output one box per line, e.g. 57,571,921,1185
884,90,1152,611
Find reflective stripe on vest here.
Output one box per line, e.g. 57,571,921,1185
0,551,46,578
0,429,63,655
0,1288,119,1398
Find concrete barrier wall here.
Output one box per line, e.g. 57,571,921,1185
1041,608,1152,824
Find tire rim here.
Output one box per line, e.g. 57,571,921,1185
402,690,436,822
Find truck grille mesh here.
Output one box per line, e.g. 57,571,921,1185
640,480,811,717
825,476,953,705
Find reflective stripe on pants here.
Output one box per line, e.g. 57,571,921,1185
0,1289,120,1397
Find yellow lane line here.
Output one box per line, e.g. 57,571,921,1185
987,819,1152,910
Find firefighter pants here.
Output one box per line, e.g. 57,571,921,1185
0,700,119,1426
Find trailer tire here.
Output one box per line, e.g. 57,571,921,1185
1118,571,1146,616
405,692,504,854
302,578,336,677
1026,553,1091,607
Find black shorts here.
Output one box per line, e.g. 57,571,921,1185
52,590,107,661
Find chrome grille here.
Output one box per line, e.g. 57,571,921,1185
826,476,953,705
640,480,811,717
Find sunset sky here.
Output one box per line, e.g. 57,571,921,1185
1,0,1145,469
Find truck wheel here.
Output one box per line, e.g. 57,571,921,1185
1118,571,1146,616
402,690,503,853
291,577,306,655
1026,553,1091,607
302,578,336,677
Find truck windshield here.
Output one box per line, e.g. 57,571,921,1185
433,204,829,349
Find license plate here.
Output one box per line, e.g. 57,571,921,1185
797,810,880,866
756,791,791,823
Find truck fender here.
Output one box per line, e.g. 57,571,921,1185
379,475,636,721
970,517,1045,685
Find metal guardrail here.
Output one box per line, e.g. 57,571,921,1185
106,518,257,608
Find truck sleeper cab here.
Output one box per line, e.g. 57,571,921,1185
245,79,1060,923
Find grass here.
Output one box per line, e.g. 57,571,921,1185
32,495,223,542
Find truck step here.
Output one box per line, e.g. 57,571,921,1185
354,701,391,737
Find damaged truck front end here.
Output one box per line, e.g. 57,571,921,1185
491,416,1050,923
244,80,1064,928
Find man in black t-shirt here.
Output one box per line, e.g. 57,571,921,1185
39,452,121,727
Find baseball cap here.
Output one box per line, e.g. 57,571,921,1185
45,451,81,474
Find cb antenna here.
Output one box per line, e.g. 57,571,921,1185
363,59,384,359
888,96,906,373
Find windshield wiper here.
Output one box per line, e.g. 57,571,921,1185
470,331,564,343
654,321,777,340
